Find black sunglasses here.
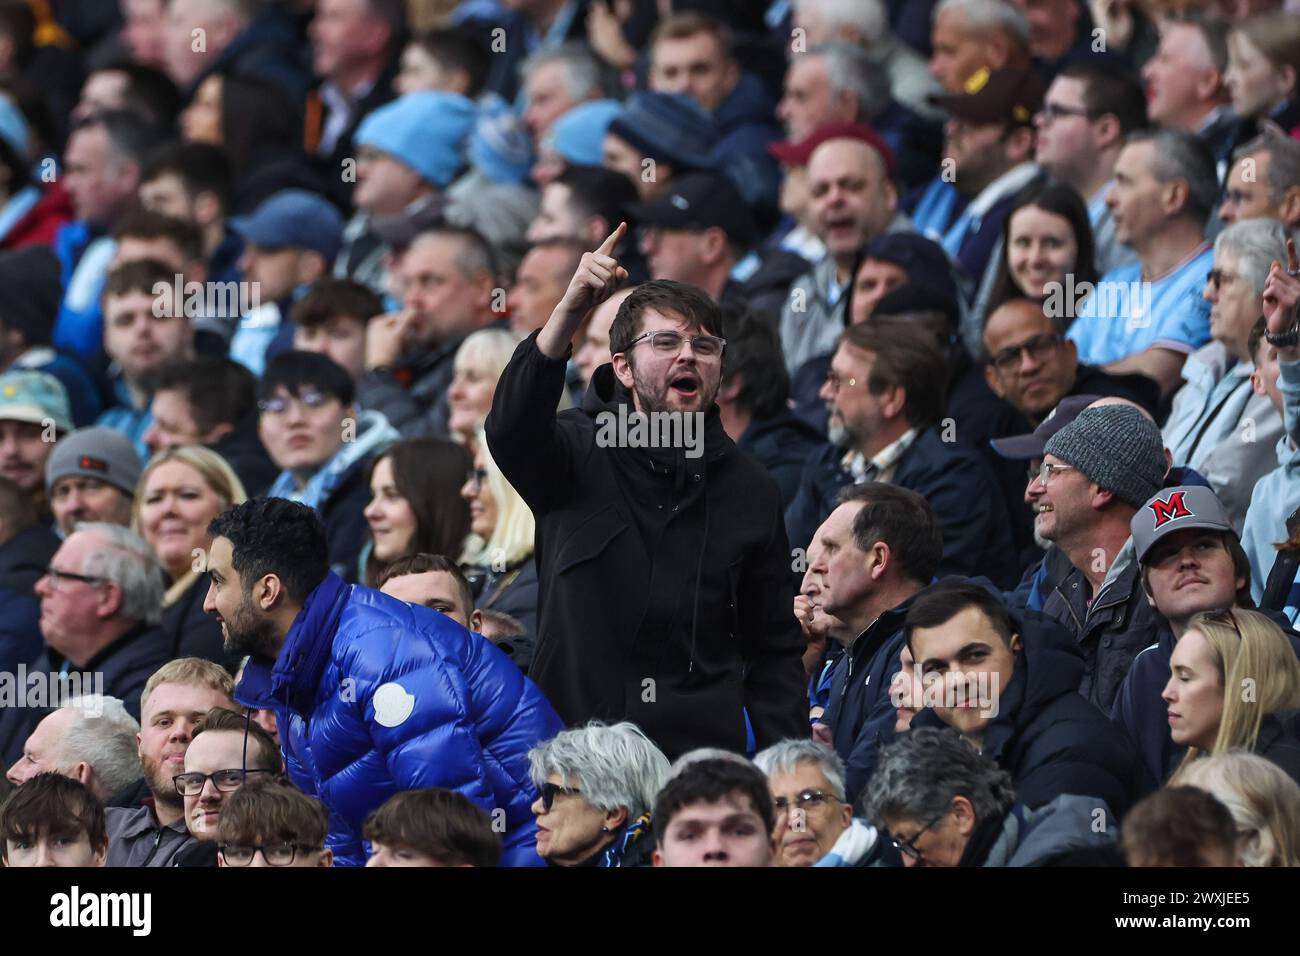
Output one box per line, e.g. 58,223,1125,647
538,781,581,812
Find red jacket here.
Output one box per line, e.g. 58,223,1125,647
0,183,73,250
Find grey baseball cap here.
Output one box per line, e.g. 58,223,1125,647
1131,485,1234,564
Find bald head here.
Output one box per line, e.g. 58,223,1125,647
807,138,897,264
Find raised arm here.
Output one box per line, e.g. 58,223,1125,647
536,222,629,359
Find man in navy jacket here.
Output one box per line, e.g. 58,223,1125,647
204,497,563,867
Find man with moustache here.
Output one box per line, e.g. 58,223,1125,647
0,371,74,521
485,223,807,760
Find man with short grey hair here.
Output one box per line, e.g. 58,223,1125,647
1065,129,1219,397
864,727,1119,867
790,0,942,119
0,522,171,769
1163,219,1287,528
5,696,141,802
1141,15,1239,169
754,738,897,867
1220,123,1300,237
521,42,606,141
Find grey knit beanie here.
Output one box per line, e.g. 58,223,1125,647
1041,405,1165,508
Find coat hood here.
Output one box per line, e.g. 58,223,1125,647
982,610,1086,755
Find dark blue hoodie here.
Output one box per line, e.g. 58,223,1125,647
711,72,782,216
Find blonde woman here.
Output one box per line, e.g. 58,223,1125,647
132,446,247,667
1177,751,1300,867
1162,608,1300,783
1225,13,1300,132
460,432,536,664
448,327,572,452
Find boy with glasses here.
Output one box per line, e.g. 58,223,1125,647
217,778,332,868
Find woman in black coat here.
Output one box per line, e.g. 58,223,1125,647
133,445,247,672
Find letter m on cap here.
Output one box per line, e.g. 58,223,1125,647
1148,491,1193,528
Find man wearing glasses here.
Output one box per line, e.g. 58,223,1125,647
864,726,1120,867
174,707,281,856
0,523,171,771
1033,61,1145,275
216,778,333,868
486,223,807,760
1219,124,1300,239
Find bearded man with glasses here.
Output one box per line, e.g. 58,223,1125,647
486,223,807,761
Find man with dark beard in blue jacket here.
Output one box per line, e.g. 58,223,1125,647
203,497,563,867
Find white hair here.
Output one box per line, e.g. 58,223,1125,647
754,739,848,802
58,695,142,798
794,0,886,39
668,747,754,777
528,721,671,821
1214,218,1288,298
811,42,891,122
934,0,1030,44
522,41,605,102
77,522,166,625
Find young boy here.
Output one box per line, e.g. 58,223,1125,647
1,773,109,867
652,758,777,867
216,779,332,868
363,788,501,867
291,278,384,384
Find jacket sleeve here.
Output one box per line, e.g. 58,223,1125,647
484,333,578,513
361,631,498,810
841,651,904,804
914,450,1018,588
740,494,811,751
356,369,442,438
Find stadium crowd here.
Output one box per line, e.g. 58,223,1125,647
3,0,1300,869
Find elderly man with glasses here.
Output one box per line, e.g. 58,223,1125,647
0,523,172,771
865,726,1120,867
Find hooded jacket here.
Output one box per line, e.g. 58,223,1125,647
234,573,563,867
962,795,1119,867
913,609,1140,816
1034,540,1163,712
784,425,1019,587
484,335,807,760
710,72,782,216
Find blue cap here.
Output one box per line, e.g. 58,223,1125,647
229,189,344,261
607,92,718,171
470,94,533,186
546,99,622,167
356,91,476,188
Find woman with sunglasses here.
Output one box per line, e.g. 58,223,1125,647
459,434,538,661
527,721,670,867
1165,608,1300,784
864,727,1121,867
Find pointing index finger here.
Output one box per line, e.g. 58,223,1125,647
595,221,626,257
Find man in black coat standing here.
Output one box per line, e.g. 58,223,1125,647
906,580,1140,818
485,223,807,760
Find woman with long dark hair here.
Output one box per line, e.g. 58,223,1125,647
983,181,1099,329
362,437,472,588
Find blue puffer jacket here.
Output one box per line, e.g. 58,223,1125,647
234,572,564,867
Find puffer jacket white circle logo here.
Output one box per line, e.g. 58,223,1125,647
373,682,415,727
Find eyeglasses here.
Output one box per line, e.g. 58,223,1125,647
989,333,1062,372
538,781,581,812
823,371,861,391
218,843,321,866
465,466,487,492
42,567,105,588
773,789,835,815
1036,102,1094,123
257,390,332,415
1205,269,1241,291
890,810,947,861
173,768,273,797
1035,460,1075,486
624,330,726,358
